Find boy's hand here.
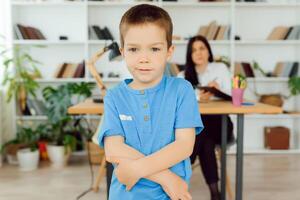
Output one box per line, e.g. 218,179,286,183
160,173,192,200
115,159,141,191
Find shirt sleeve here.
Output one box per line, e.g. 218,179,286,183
218,63,232,96
97,91,125,148
175,81,204,135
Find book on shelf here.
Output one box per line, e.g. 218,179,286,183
234,62,255,77
235,61,299,79
273,62,284,77
273,62,299,77
89,25,114,40
285,25,300,40
24,98,47,116
215,25,227,40
199,0,229,2
206,21,218,40
197,21,230,40
15,24,46,40
53,61,85,78
267,25,300,40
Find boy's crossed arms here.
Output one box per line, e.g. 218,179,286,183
104,128,195,200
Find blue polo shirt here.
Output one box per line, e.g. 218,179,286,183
98,75,203,200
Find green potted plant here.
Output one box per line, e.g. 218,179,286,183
16,126,41,171
1,40,43,164
42,82,95,167
1,125,43,171
288,76,300,97
1,43,42,113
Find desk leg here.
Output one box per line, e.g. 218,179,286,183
106,162,113,200
236,114,244,200
221,115,228,200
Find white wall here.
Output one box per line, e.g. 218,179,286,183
0,0,12,83
0,0,14,150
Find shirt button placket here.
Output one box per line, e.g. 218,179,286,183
140,90,151,134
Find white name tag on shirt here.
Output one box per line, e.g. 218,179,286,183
119,114,133,121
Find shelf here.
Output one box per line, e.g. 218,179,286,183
236,2,300,8
161,2,231,7
35,78,87,83
12,1,86,6
87,1,159,7
246,77,289,82
98,78,123,83
16,115,48,120
33,78,122,84
13,40,85,45
173,40,230,45
13,1,300,8
235,40,300,45
89,40,300,46
88,40,114,45
16,114,102,121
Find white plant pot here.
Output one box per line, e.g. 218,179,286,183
47,144,70,168
17,148,39,171
7,154,19,165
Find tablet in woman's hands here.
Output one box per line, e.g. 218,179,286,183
196,86,232,101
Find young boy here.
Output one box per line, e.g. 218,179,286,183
98,4,203,200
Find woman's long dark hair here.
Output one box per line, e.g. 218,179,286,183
184,35,214,87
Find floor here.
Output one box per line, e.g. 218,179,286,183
0,154,299,200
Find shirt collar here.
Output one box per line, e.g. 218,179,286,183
122,75,166,95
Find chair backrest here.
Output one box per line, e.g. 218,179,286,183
92,115,104,145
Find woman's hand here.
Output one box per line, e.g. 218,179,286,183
208,80,220,90
199,90,213,102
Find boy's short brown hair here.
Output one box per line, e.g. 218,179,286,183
119,4,173,48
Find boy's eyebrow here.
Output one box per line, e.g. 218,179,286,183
126,42,165,46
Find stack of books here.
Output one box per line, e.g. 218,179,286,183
267,25,300,40
23,98,47,116
234,62,255,77
53,61,85,78
197,21,231,40
235,61,299,78
89,25,114,40
273,62,299,77
14,24,46,40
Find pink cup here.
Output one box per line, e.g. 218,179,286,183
232,88,244,107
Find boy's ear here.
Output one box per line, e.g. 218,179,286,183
166,45,175,61
119,47,125,58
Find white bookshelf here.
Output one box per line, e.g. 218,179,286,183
10,0,300,154
0,90,2,167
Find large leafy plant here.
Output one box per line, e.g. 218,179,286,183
1,43,42,107
1,124,47,153
42,83,95,150
288,77,300,97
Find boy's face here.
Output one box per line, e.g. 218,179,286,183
120,23,174,88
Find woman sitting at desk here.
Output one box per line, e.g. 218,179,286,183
178,35,234,200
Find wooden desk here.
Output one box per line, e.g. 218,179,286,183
68,98,281,115
68,99,282,200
